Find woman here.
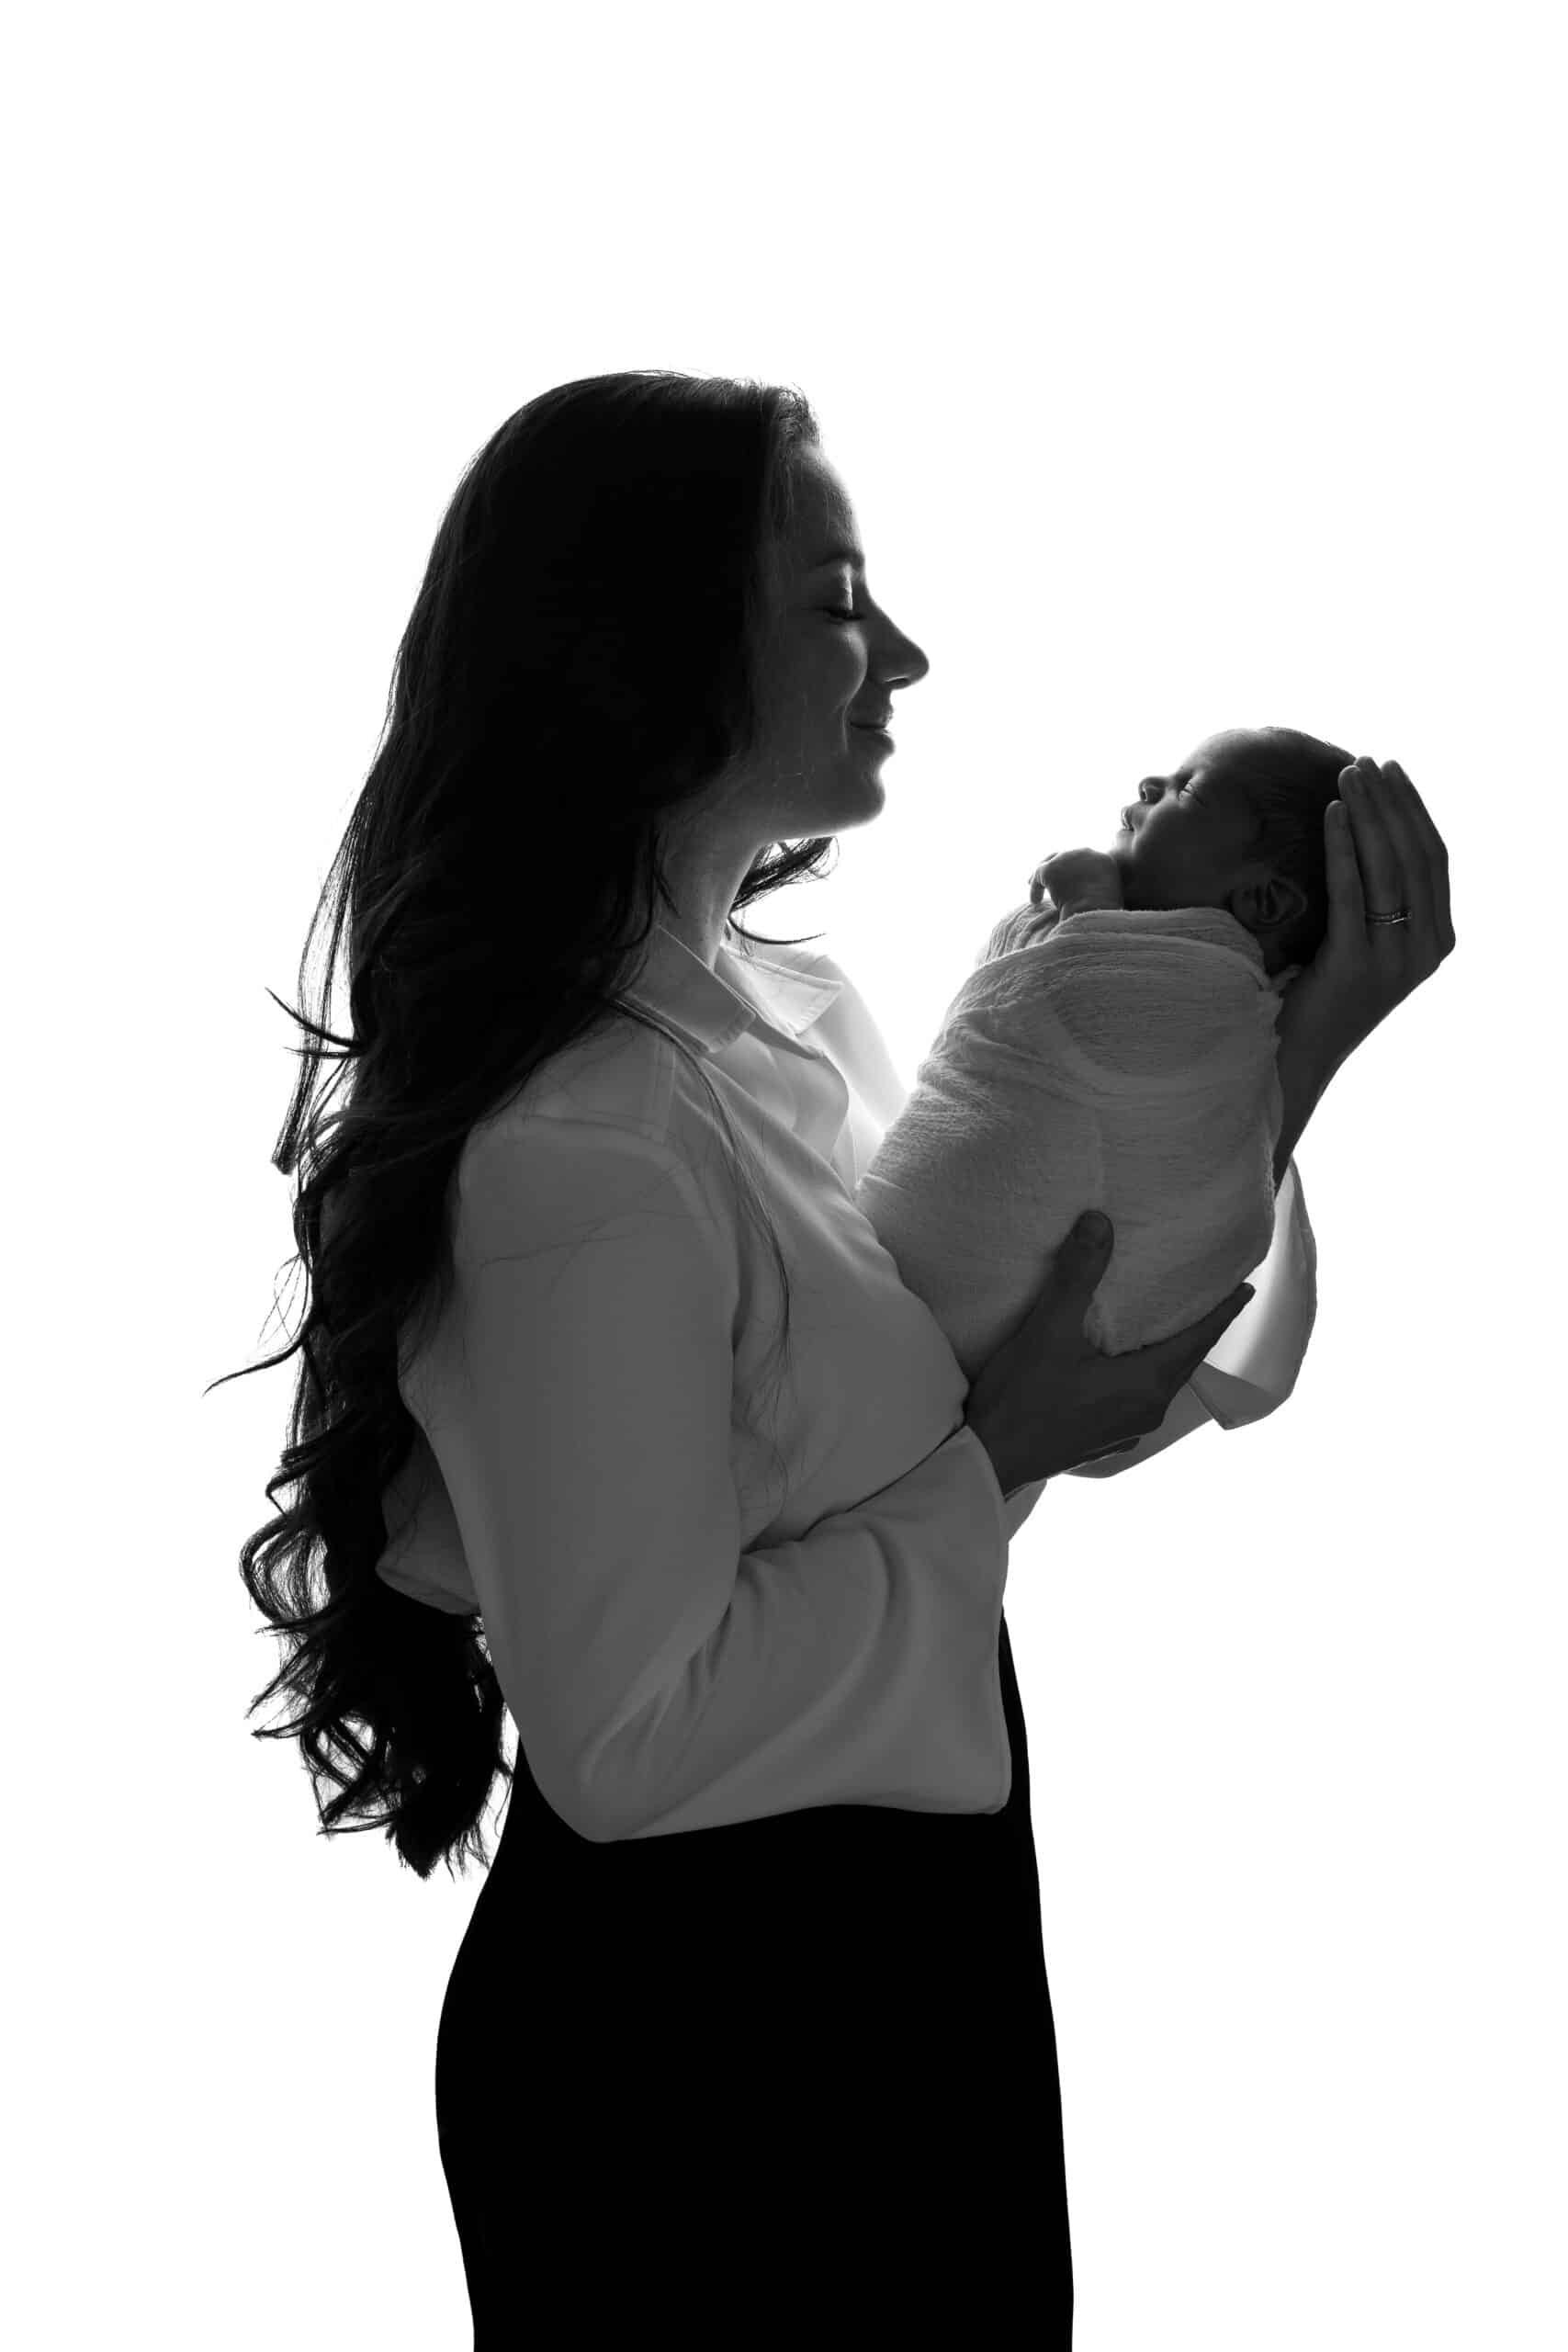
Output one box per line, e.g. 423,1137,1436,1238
220,371,1453,2344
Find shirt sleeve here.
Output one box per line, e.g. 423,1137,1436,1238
1060,1150,1319,1480
409,1116,1014,1844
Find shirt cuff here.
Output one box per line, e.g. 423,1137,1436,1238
1063,1155,1318,1478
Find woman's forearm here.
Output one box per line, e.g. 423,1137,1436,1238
1271,1018,1348,1193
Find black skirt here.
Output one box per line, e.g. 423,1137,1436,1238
435,1610,1073,2344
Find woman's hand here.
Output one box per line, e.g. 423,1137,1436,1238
964,1212,1257,1490
1275,756,1456,1067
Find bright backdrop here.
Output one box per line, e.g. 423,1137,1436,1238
8,4,1561,2346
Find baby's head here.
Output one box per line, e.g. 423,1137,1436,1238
1110,725,1353,978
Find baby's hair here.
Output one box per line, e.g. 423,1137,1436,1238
1229,725,1355,973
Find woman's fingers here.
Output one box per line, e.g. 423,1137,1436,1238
1346,757,1454,956
1335,766,1410,922
1380,759,1455,955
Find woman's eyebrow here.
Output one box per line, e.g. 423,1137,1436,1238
811,544,866,571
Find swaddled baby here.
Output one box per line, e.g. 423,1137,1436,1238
853,724,1348,1385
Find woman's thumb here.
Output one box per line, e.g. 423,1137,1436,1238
1054,1210,1112,1290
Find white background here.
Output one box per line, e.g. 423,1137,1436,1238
8,3,1562,2345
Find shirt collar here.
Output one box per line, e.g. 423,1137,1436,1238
617,917,846,1059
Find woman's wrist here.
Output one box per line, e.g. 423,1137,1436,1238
1271,1007,1350,1192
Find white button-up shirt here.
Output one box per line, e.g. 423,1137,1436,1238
375,914,1315,1842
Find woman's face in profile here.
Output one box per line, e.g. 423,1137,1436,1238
659,444,930,966
744,445,931,844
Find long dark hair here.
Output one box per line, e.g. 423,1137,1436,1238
208,372,833,1881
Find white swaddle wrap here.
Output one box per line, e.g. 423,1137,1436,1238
853,899,1299,1391
373,901,1320,1617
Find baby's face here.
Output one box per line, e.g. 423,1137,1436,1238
1109,728,1271,913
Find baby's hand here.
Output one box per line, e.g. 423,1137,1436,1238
1030,846,1124,910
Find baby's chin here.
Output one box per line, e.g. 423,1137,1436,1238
1108,838,1145,907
